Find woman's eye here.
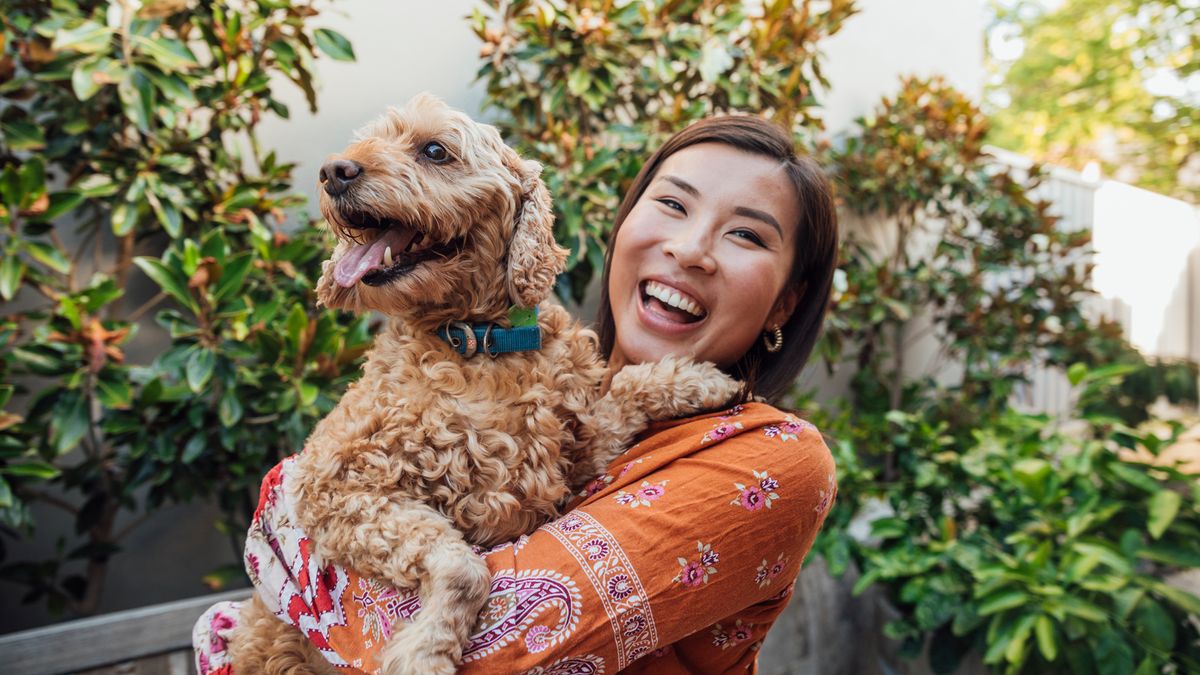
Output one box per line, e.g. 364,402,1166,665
421,141,451,163
656,198,685,213
732,229,766,247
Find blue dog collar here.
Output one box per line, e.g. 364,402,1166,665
436,308,541,358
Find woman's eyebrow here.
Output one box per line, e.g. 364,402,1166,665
660,174,783,237
733,206,783,237
661,174,700,197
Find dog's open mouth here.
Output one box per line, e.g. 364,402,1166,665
332,210,460,288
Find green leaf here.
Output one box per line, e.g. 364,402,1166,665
130,35,199,71
1132,597,1174,652
2,461,61,479
0,121,45,152
1144,579,1200,615
25,240,71,274
50,391,89,455
314,28,356,61
133,256,196,312
1034,615,1057,662
0,476,11,508
285,303,308,349
0,254,25,301
1146,490,1181,540
32,191,86,223
95,377,132,409
182,434,205,463
978,589,1028,616
185,348,215,393
218,390,243,427
111,202,139,236
212,252,253,303
52,21,112,54
1067,362,1088,386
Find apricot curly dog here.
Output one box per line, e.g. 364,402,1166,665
227,94,738,674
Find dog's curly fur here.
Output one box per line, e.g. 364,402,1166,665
228,94,739,674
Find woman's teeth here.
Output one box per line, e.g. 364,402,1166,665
644,281,704,317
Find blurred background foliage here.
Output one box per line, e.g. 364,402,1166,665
472,0,858,301
0,0,1197,673
0,0,367,615
985,0,1198,202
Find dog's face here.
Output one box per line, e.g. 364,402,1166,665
315,94,565,327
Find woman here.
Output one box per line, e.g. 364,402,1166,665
196,114,839,674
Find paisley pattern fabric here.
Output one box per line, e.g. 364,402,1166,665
194,402,836,674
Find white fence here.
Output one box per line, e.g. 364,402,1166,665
989,147,1200,417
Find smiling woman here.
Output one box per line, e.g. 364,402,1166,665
194,114,840,675
599,116,839,403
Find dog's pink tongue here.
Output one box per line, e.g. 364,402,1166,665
333,228,418,287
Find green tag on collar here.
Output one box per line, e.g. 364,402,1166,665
507,305,538,327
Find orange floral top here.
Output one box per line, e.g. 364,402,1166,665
193,402,837,675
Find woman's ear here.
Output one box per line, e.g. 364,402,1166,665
766,284,802,331
506,158,567,307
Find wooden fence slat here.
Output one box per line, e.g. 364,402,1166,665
0,589,251,675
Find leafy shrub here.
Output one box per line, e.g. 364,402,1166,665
471,0,859,301
0,0,364,615
811,75,1200,673
829,370,1200,674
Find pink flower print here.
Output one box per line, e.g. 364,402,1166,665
738,485,766,511
769,556,787,579
732,470,780,511
702,421,743,443
198,652,210,674
614,479,668,508
754,564,769,587
582,474,612,497
711,620,752,650
774,415,815,441
559,514,583,531
525,625,551,653
815,473,836,516
618,457,647,477
674,541,719,587
583,538,610,560
720,404,744,419
677,561,705,587
636,482,665,501
763,425,780,438
607,574,634,600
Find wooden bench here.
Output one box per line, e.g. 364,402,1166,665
0,589,251,675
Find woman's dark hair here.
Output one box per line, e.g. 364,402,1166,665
595,115,839,405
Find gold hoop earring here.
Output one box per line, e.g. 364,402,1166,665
763,326,783,353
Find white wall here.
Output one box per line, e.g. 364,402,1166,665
258,0,986,216
256,0,486,220
815,0,985,137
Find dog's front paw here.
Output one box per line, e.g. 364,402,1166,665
380,623,458,675
610,356,741,421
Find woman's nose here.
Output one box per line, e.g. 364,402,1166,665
661,228,716,273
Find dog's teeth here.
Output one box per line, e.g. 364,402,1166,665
384,246,393,267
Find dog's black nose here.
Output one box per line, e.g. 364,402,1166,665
319,159,363,196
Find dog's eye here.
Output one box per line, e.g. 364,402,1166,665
421,141,451,164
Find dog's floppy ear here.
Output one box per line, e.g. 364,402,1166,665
506,159,567,308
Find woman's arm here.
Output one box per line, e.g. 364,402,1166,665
454,407,837,672
234,404,835,674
